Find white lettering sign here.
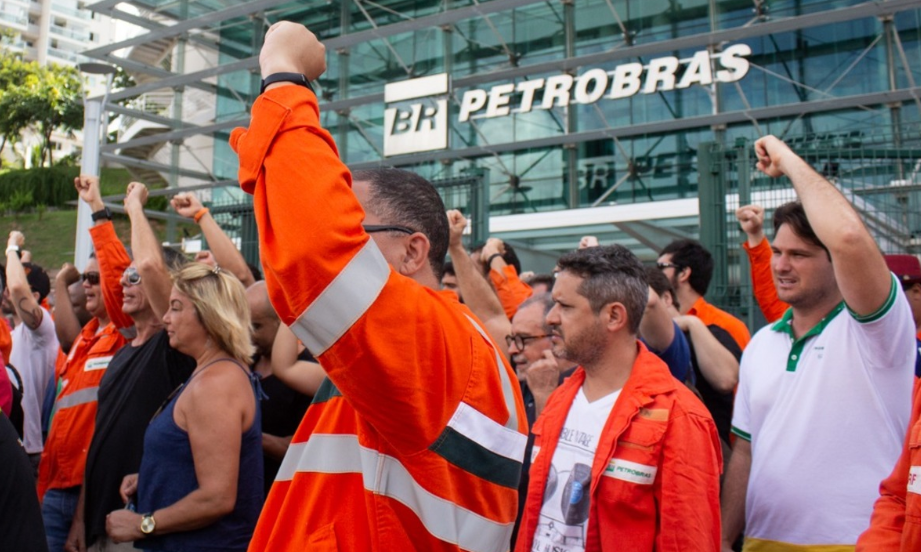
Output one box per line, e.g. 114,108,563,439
383,74,449,157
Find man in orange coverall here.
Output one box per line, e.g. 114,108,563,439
514,245,722,552
232,22,528,552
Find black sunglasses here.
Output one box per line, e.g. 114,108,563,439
656,262,681,270
81,272,100,285
363,224,416,235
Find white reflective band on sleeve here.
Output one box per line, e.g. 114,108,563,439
84,356,113,371
51,386,99,419
447,402,527,462
278,435,514,552
290,240,390,356
909,466,921,495
463,314,520,432
603,458,658,485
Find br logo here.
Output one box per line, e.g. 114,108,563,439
383,74,448,157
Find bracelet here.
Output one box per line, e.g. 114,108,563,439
193,207,209,224
486,253,503,266
5,246,20,259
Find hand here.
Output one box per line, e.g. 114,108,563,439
64,518,87,552
74,175,101,207
578,236,599,249
446,210,467,249
124,182,149,211
260,21,327,81
20,249,31,263
119,473,138,504
106,509,142,543
673,314,696,333
170,192,205,219
194,250,217,267
7,230,24,249
57,263,81,286
525,350,561,396
735,204,765,244
481,238,504,260
754,135,793,178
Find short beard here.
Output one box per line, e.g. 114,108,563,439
554,320,606,369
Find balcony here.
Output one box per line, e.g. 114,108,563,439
50,24,89,42
51,3,91,20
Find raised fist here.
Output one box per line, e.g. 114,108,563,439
446,210,467,248
124,182,149,210
171,192,204,219
260,22,327,82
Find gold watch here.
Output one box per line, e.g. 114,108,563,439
140,513,156,536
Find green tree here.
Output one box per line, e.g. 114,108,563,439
0,51,83,167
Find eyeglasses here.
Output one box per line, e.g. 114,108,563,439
122,267,142,286
505,333,552,350
362,224,416,235
656,262,681,271
81,272,100,285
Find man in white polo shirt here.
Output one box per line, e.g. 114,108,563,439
720,136,916,552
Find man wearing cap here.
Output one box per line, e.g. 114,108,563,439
4,231,59,473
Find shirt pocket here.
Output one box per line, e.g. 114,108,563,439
597,419,667,518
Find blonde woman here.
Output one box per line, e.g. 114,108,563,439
106,263,262,552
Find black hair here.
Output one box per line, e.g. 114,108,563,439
525,273,555,292
352,168,449,279
556,245,647,334
773,201,830,259
442,261,455,277
645,265,679,311
660,239,713,296
22,263,51,303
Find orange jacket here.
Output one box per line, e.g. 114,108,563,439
687,296,751,351
515,344,723,552
37,317,125,498
489,265,532,320
0,317,11,364
858,377,921,551
232,85,528,552
742,238,789,323
89,222,133,333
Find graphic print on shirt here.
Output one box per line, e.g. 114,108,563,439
532,389,619,552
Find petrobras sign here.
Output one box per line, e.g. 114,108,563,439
382,44,751,157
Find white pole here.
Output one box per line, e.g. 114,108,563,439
75,98,102,271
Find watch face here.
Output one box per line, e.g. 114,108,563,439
141,515,156,534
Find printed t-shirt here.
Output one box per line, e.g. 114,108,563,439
531,388,620,552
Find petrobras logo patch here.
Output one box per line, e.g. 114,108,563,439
383,74,449,157
603,458,657,485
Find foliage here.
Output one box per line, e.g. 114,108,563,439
0,166,79,208
0,50,84,168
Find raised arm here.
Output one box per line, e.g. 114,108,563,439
124,182,172,320
482,238,532,319
736,204,788,322
754,136,890,316
77,175,134,332
446,210,510,355
6,231,43,329
52,263,83,352
270,323,325,396
171,193,255,288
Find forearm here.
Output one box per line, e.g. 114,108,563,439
489,264,532,319
262,433,292,460
52,278,81,352
686,319,739,392
743,238,788,323
198,213,254,288
127,203,171,319
6,251,42,329
90,223,134,330
720,440,751,547
147,487,235,535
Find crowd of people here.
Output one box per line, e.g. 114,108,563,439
2,20,921,552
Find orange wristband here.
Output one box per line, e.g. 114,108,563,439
193,207,209,224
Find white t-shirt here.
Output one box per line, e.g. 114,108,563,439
732,275,915,548
531,388,620,552
10,307,59,454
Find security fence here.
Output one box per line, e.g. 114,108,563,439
698,125,921,331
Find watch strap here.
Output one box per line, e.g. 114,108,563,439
261,72,315,95
91,207,112,222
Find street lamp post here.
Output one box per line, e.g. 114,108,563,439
75,62,116,271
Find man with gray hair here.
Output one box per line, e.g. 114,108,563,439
515,245,721,552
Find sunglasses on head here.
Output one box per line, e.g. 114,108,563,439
81,272,100,285
123,267,142,286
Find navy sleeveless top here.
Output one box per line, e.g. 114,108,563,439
136,359,264,552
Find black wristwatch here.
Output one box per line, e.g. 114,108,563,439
261,72,315,95
91,207,112,222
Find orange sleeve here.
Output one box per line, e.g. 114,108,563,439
90,222,134,331
488,265,532,320
743,238,788,323
857,377,921,550
230,87,520,453
0,318,11,363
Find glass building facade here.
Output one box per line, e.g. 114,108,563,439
88,0,921,271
